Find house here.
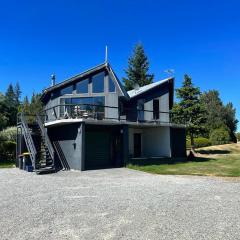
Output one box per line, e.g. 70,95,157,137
16,62,186,173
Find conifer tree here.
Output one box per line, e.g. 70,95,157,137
123,43,154,90
172,74,206,150
4,84,18,126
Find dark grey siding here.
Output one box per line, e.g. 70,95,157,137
47,123,128,171
170,127,186,158
84,124,127,170
47,123,83,170
124,80,173,122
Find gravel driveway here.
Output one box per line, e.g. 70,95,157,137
0,168,240,240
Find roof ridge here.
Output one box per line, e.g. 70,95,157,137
127,77,173,98
43,62,106,92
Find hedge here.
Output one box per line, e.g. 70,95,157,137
210,128,230,145
187,137,211,149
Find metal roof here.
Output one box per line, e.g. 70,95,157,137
127,77,173,98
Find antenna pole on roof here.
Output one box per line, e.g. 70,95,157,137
164,69,175,77
105,45,108,63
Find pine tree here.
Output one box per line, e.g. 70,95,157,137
21,96,30,115
223,102,238,142
201,91,238,142
0,92,7,130
29,93,43,115
14,82,21,106
4,84,18,126
172,74,206,150
123,43,154,90
200,90,226,132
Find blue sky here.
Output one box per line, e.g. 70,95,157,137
0,0,239,128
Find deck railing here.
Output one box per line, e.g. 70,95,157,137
40,103,186,126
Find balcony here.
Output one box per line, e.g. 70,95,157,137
41,103,186,127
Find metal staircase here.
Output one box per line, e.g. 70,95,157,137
19,113,37,169
53,141,70,170
18,113,56,174
35,115,56,173
17,112,71,173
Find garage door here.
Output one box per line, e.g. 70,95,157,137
85,131,111,170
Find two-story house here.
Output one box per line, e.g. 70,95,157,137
17,62,186,173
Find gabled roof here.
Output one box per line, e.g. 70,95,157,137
127,77,173,98
41,62,129,101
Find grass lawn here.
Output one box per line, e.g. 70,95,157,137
0,161,15,168
127,144,240,177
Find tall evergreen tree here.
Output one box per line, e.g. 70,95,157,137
20,96,30,115
0,92,7,130
172,74,206,150
123,43,154,90
201,90,238,142
29,93,43,115
223,102,238,142
200,90,225,132
14,82,21,106
4,83,21,126
4,84,18,126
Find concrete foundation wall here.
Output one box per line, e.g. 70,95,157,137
142,127,171,157
129,127,171,157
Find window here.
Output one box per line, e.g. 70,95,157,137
153,99,159,119
60,85,73,95
137,99,144,121
92,72,105,93
76,79,88,93
109,76,116,92
60,97,105,118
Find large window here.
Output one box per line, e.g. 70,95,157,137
109,76,116,92
92,72,105,93
76,79,88,93
60,97,105,118
60,85,73,95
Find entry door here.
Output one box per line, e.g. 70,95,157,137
134,133,142,157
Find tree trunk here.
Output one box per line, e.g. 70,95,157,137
190,133,195,153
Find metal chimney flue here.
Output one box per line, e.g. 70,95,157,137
133,83,140,90
51,74,56,86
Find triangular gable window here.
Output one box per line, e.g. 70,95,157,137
109,76,116,92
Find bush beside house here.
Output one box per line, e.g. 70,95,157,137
187,137,211,149
210,128,230,145
0,127,17,163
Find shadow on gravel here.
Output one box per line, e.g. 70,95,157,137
127,157,187,166
196,150,230,155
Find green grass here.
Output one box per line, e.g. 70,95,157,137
0,161,15,168
127,144,240,177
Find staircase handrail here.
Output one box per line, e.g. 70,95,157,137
20,113,37,167
36,114,55,160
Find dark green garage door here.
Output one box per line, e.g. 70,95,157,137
85,131,111,170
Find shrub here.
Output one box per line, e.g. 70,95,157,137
210,128,230,145
194,137,211,148
236,132,240,142
0,127,17,162
0,141,16,162
186,137,211,149
0,126,17,142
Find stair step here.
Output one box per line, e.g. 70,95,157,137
35,166,56,174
